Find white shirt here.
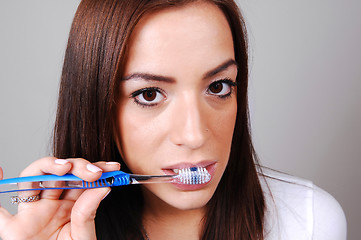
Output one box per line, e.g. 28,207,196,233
260,168,347,240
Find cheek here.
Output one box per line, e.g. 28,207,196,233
211,103,237,148
116,104,167,173
116,108,151,169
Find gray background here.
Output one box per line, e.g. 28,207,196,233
0,1,360,239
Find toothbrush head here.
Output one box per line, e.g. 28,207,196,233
176,167,211,185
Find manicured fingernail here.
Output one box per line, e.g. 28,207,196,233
55,159,69,165
87,164,102,173
106,162,120,165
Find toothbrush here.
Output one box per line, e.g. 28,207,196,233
0,167,211,194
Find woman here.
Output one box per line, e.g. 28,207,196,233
0,0,346,239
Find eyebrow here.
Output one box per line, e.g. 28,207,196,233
122,59,237,82
202,59,238,80
122,73,175,83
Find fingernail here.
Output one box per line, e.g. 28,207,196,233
87,164,102,173
55,159,69,165
106,162,120,165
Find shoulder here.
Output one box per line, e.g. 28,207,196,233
259,167,347,240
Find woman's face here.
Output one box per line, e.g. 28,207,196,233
115,2,237,211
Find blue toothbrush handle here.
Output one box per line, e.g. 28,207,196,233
0,171,130,194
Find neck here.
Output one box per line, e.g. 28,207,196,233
142,188,206,240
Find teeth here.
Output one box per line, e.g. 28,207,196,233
172,169,179,174
176,167,211,185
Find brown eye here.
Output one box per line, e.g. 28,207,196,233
142,90,157,101
207,79,237,98
209,82,223,94
132,87,166,107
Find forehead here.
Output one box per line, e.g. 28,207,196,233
124,1,235,77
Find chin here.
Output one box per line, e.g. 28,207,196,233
143,182,218,212
168,191,214,211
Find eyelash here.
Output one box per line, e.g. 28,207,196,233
206,78,237,99
130,79,237,108
130,87,166,108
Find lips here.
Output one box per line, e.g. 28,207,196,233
163,160,216,172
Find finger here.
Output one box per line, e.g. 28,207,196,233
41,162,100,202
41,158,106,201
19,157,72,177
18,157,72,201
14,158,116,215
60,161,120,201
0,166,3,179
14,158,70,211
18,157,72,196
54,159,104,202
65,158,104,182
93,161,121,172
19,158,103,201
70,187,110,240
17,158,75,210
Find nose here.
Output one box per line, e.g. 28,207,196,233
169,93,209,149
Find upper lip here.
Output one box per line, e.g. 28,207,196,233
162,160,216,170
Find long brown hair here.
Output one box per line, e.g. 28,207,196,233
53,0,265,239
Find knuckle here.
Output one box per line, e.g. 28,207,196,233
71,206,95,225
19,157,58,177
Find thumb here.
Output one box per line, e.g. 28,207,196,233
0,205,13,239
70,187,110,240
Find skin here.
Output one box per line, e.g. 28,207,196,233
0,158,120,240
115,2,237,239
0,1,237,240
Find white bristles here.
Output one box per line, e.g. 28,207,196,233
176,167,211,185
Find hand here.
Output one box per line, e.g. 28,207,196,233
0,157,120,240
